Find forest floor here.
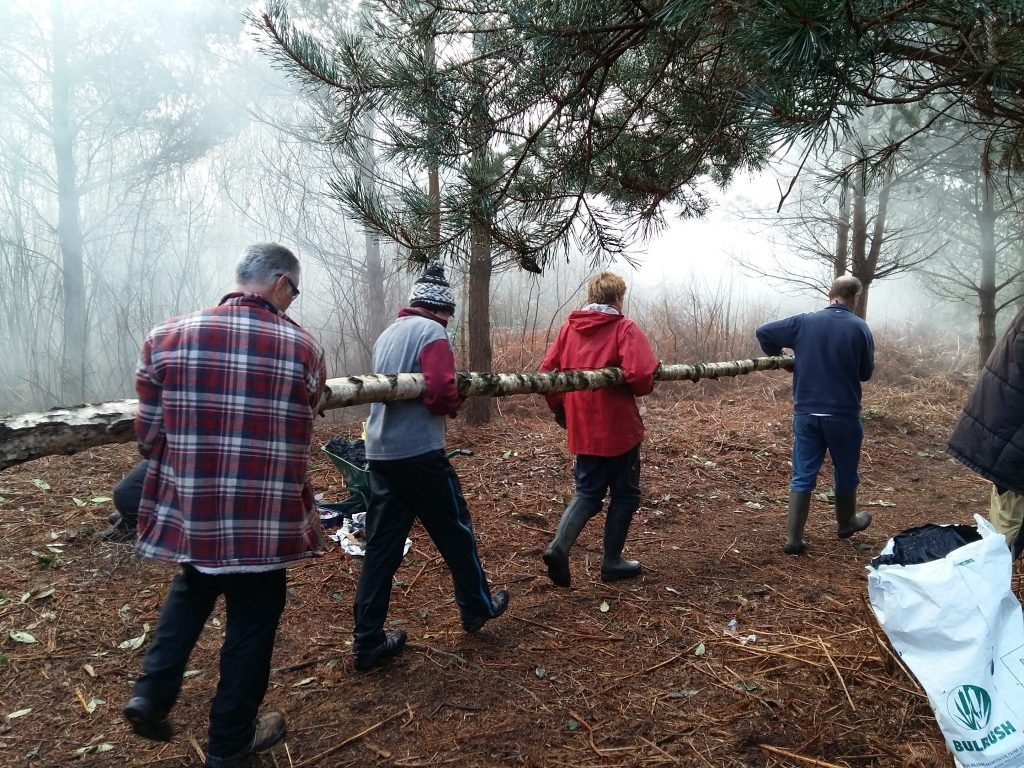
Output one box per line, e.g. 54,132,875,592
0,364,998,768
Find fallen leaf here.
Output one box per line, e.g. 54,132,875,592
599,601,610,613
7,708,32,719
72,498,87,507
292,677,317,687
90,497,112,504
32,479,51,491
535,666,546,679
693,642,706,656
9,631,38,644
118,624,149,651
667,690,700,699
82,664,95,677
74,743,114,755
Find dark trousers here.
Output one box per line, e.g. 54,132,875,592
573,444,642,517
132,565,286,758
113,459,148,528
353,450,496,650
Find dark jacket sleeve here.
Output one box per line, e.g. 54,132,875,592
419,337,463,416
860,326,875,382
755,316,799,356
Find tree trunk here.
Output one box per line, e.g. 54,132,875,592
359,114,387,369
51,0,88,402
425,35,441,259
834,176,850,279
0,356,795,470
850,164,867,291
857,174,892,321
464,221,492,425
976,143,998,368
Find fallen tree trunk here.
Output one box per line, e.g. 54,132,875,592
0,356,793,470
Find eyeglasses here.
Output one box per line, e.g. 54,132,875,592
276,273,300,298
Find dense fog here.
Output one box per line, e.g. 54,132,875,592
0,1,1015,414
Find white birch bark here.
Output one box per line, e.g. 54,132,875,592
0,356,793,469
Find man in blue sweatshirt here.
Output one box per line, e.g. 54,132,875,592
351,262,510,671
756,275,875,555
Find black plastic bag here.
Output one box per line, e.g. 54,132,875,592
869,523,982,568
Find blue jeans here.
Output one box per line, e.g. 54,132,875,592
790,414,863,495
131,565,286,758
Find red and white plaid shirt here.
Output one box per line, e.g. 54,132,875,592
134,292,327,569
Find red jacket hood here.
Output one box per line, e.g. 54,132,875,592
567,309,624,335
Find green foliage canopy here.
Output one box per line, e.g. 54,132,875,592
253,0,1024,270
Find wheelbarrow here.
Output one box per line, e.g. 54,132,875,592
322,438,473,514
322,439,371,510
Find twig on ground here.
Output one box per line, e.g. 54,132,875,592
819,635,856,713
758,743,847,767
293,706,407,767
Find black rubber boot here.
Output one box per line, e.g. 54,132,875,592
543,498,596,588
600,505,641,582
835,493,872,538
784,490,812,555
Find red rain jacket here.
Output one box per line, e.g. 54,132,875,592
540,309,657,457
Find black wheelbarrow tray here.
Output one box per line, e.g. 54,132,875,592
322,440,371,509
322,440,474,514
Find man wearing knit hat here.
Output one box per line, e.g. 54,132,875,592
351,261,510,671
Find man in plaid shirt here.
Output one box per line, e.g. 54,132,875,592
123,243,327,768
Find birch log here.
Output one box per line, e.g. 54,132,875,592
0,356,793,470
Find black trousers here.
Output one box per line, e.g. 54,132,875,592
574,444,642,516
113,459,148,528
131,565,286,759
353,450,497,650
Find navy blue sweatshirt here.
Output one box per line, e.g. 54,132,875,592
756,303,874,417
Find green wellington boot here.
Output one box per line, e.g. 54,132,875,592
784,490,812,555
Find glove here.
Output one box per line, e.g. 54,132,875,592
553,405,567,429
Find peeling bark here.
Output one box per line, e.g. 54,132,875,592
0,400,138,470
0,356,794,470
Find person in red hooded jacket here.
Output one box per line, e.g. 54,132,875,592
540,271,658,587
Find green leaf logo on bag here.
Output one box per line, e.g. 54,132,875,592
949,685,993,731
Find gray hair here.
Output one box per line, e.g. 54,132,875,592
235,243,299,288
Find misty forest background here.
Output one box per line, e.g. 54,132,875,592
3,0,1023,421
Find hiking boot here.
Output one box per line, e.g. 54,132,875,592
205,711,286,768
123,696,173,742
100,519,136,544
463,589,510,633
353,629,407,672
